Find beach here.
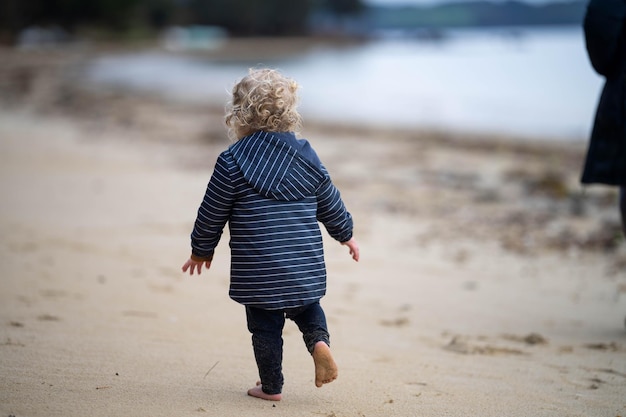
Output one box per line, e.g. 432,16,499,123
0,44,625,416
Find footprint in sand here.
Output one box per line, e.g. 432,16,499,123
37,314,60,322
444,335,526,356
379,317,410,327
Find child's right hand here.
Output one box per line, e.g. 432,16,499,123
181,258,212,275
341,238,360,262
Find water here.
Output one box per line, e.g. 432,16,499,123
86,27,602,141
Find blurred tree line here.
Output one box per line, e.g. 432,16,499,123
0,0,365,44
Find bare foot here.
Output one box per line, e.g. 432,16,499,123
312,341,338,387
247,381,282,401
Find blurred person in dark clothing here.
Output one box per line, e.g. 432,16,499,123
581,0,626,238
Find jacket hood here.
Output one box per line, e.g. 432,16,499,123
229,131,327,201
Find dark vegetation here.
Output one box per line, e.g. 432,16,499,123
0,0,586,45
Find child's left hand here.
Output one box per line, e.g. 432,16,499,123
341,238,360,262
182,258,212,275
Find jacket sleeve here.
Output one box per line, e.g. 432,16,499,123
583,0,626,76
190,153,235,261
316,169,353,243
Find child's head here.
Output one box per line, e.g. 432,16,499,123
225,68,302,141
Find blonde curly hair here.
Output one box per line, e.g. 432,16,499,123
225,68,303,141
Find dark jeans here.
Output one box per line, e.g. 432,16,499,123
245,301,330,395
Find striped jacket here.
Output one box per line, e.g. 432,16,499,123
190,130,354,310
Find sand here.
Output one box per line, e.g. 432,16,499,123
0,44,625,417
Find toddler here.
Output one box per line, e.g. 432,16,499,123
182,68,359,401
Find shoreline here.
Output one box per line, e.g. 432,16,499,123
1,44,621,259
2,42,589,146
11,28,592,144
